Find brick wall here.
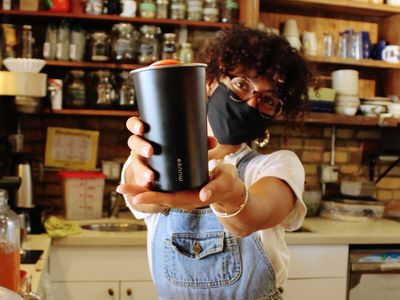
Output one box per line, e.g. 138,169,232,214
20,115,400,212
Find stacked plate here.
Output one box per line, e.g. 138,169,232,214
360,96,391,116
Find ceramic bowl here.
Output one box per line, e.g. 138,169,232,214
3,58,46,73
359,104,386,116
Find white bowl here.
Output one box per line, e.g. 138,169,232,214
359,104,386,116
3,58,46,73
335,105,358,116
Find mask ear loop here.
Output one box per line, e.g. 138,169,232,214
253,129,270,149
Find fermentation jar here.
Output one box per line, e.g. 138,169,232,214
170,0,186,19
178,42,194,63
186,0,203,20
203,0,219,22
138,25,160,64
162,33,178,60
220,0,239,23
111,23,137,63
0,189,20,293
89,31,110,62
139,0,156,18
156,0,169,18
64,70,86,108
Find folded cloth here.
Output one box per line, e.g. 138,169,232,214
44,216,82,238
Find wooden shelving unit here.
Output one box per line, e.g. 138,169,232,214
307,55,400,70
45,60,143,71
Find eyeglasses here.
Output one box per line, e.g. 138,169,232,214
225,76,284,119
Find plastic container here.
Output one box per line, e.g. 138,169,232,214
59,171,105,220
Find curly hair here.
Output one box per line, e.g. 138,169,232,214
200,25,317,129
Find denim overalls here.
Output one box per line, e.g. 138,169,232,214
151,151,283,300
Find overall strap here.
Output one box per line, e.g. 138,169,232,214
236,151,261,182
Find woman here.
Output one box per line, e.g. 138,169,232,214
117,26,316,300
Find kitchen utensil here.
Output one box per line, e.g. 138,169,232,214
131,60,208,192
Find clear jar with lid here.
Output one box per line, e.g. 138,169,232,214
117,71,136,107
90,32,110,61
186,0,203,21
95,70,117,106
203,0,219,22
162,33,177,59
21,25,33,58
0,189,20,293
139,0,156,18
178,42,194,63
156,0,169,18
170,0,186,19
111,23,137,63
220,0,239,23
64,70,86,108
138,25,160,64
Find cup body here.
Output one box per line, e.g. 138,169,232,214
382,45,400,63
131,63,208,192
302,31,318,55
283,19,299,37
332,69,359,95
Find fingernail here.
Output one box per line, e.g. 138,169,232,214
201,189,213,201
134,123,142,134
141,146,149,156
146,171,153,181
116,185,123,194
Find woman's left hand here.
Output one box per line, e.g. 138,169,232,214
119,163,245,212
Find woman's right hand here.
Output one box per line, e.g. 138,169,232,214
126,116,154,188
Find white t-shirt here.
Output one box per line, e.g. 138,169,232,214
122,144,306,287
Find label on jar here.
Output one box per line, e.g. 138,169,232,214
140,43,154,55
203,7,219,15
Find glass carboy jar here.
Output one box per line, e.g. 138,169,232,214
162,33,177,60
0,189,20,293
95,70,117,106
203,0,219,22
178,42,194,63
138,25,160,64
221,0,239,23
170,0,186,19
111,23,136,63
64,70,86,108
89,32,110,62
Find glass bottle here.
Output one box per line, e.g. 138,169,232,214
170,0,186,19
0,189,20,294
64,70,86,108
56,20,70,61
162,33,177,60
89,32,110,62
178,42,194,63
43,23,58,60
186,0,203,21
139,0,156,18
21,25,33,58
69,24,86,61
203,0,219,22
95,70,117,106
117,71,136,107
156,0,169,18
138,25,160,64
1,24,17,58
220,0,239,23
111,23,136,63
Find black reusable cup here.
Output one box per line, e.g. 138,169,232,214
130,60,208,192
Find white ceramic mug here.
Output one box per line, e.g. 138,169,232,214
302,31,318,56
283,19,300,37
332,69,359,95
382,45,400,63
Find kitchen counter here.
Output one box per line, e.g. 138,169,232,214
50,216,400,247
21,234,51,295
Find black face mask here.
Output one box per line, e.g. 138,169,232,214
207,83,273,145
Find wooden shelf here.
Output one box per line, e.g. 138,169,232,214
263,0,400,18
46,109,399,127
45,60,144,70
0,9,230,29
307,55,400,69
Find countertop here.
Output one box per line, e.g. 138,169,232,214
21,234,51,295
50,215,400,247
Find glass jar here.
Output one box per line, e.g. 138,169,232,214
186,0,203,21
138,25,160,64
56,20,70,61
170,0,186,19
1,24,17,58
220,0,239,23
21,25,33,58
64,70,86,108
85,0,104,15
69,24,86,61
178,42,194,63
43,23,57,60
203,0,219,22
0,189,20,293
111,23,137,63
117,71,136,107
89,32,110,62
156,0,169,18
162,33,177,60
139,0,156,18
95,70,117,106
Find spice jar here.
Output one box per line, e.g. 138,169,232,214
156,0,169,18
111,23,137,63
139,0,156,18
64,70,86,108
95,70,117,106
220,0,239,23
162,33,177,60
0,189,20,293
203,0,219,22
138,25,160,64
117,71,136,107
89,31,110,62
187,0,203,20
170,0,186,19
178,42,194,63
